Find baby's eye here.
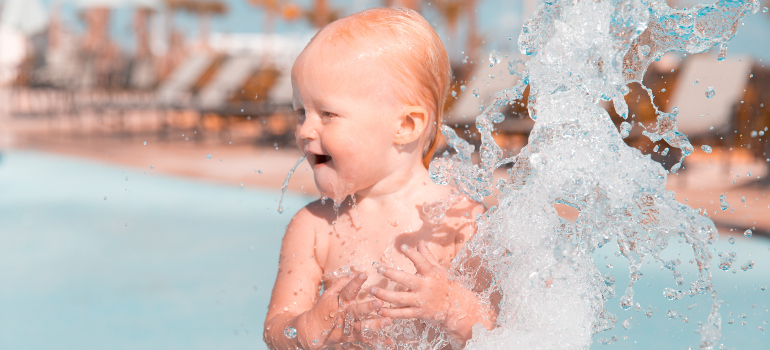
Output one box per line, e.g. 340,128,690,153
294,109,306,123
320,111,338,123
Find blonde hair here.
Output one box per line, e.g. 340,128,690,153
301,7,451,169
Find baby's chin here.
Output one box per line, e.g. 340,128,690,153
313,177,352,203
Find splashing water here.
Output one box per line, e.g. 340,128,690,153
277,155,307,214
428,0,758,349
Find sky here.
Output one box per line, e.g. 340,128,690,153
4,0,770,62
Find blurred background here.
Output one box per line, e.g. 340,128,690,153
0,0,768,349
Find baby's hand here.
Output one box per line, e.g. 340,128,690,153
301,272,392,349
370,241,459,324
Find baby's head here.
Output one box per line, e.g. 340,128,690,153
291,7,450,200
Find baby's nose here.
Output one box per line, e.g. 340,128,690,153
297,120,318,140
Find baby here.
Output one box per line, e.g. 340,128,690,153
264,7,493,350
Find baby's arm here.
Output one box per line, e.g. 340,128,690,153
263,208,391,350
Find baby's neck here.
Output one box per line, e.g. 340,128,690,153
352,161,441,211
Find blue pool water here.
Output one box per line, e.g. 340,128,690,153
0,150,767,349
0,150,308,349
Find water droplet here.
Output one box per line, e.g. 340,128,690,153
744,229,752,237
622,319,632,330
103,196,107,200
150,165,154,169
143,141,147,145
653,145,659,152
751,130,758,137
206,154,212,160
719,251,737,270
278,155,307,214
741,196,746,202
488,50,502,66
741,260,754,271
283,327,297,339
640,45,650,56
460,85,467,91
764,7,769,13
728,237,735,244
620,85,630,95
719,195,729,210
661,88,666,92
705,86,716,98
701,145,712,153
620,122,632,138
473,88,480,97
451,91,457,97
661,147,669,156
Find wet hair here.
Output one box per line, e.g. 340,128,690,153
302,7,451,169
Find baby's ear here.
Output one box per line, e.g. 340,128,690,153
394,106,428,145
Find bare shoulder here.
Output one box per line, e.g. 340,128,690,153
287,198,336,232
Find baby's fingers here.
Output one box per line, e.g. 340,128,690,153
417,240,440,266
370,286,417,307
400,244,433,275
347,299,383,320
340,273,368,301
359,316,392,332
379,307,418,320
377,266,420,290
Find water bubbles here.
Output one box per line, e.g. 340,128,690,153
143,141,147,145
701,145,712,153
740,196,746,202
283,327,297,339
206,153,212,160
744,229,752,237
451,91,457,98
150,165,154,169
705,86,716,98
473,88,480,97
718,251,736,270
459,85,467,92
728,237,735,244
622,319,632,330
620,85,630,95
653,145,659,152
620,122,632,138
741,261,754,271
488,50,502,66
764,7,769,13
334,266,351,278
750,130,758,138
719,195,729,210
640,45,651,56
661,147,669,156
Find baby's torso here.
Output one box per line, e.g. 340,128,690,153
315,206,460,301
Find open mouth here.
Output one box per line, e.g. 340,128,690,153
310,154,332,166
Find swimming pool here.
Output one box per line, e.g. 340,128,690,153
0,150,766,349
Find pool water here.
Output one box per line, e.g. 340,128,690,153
0,150,309,349
0,150,766,349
